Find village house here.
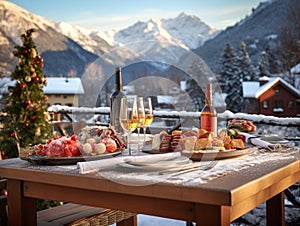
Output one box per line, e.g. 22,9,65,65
0,77,84,108
243,77,300,117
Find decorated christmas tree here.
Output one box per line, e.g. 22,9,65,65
0,28,53,158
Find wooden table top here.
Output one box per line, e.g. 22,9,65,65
0,149,299,223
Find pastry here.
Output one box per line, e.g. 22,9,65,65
231,139,245,149
195,138,213,150
183,136,197,151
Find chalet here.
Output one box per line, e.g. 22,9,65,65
44,77,84,107
243,77,300,117
0,77,84,107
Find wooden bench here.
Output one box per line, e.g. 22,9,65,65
0,179,137,226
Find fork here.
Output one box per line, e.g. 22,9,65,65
163,160,218,177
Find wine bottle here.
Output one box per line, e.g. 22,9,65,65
200,84,217,136
110,67,125,134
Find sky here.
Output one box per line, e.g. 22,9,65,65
9,0,264,31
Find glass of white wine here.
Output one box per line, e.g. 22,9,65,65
136,97,145,152
119,96,139,155
142,97,154,144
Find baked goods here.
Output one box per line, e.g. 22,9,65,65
183,136,197,151
195,138,213,150
230,139,245,149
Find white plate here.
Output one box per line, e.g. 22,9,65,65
120,156,192,170
258,135,291,144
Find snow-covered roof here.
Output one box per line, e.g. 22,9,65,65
291,63,300,74
242,82,260,98
243,77,300,98
0,77,15,94
0,77,84,95
44,77,84,94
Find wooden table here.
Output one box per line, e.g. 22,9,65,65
0,151,299,226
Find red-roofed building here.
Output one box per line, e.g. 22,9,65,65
243,77,300,117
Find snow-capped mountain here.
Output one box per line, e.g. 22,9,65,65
0,0,111,77
162,12,218,49
104,13,218,50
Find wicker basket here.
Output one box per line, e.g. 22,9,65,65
70,209,136,226
37,203,137,226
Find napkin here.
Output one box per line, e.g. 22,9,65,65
239,132,281,151
77,152,181,174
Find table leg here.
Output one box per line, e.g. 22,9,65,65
195,204,230,226
116,215,137,226
266,191,285,226
7,179,36,226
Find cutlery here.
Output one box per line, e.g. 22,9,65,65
159,161,218,176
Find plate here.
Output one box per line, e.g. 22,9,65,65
182,148,251,161
21,150,122,165
258,135,291,144
120,156,192,170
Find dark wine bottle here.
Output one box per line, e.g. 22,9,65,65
200,84,217,136
110,67,125,134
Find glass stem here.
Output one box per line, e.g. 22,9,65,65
143,127,146,144
137,128,140,153
127,132,131,155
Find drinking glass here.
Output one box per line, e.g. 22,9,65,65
136,97,145,152
119,96,139,155
142,97,154,144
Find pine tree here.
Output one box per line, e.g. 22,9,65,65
237,42,257,81
258,51,271,78
0,29,53,157
219,43,239,94
218,43,244,112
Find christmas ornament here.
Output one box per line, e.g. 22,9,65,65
32,72,36,77
35,128,41,136
25,100,31,105
10,132,15,137
25,76,31,82
31,115,36,120
19,83,26,89
30,48,37,58
44,96,49,101
22,49,28,55
33,77,40,83
25,122,29,127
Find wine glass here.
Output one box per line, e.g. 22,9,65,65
136,97,145,152
142,97,154,144
119,96,139,155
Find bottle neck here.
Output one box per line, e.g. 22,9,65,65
205,84,212,106
114,67,122,91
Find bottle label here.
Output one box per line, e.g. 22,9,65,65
201,115,217,137
110,96,123,134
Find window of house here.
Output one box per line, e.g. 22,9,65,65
275,86,280,93
287,100,293,108
274,100,283,108
273,100,284,113
263,100,268,108
63,95,68,99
